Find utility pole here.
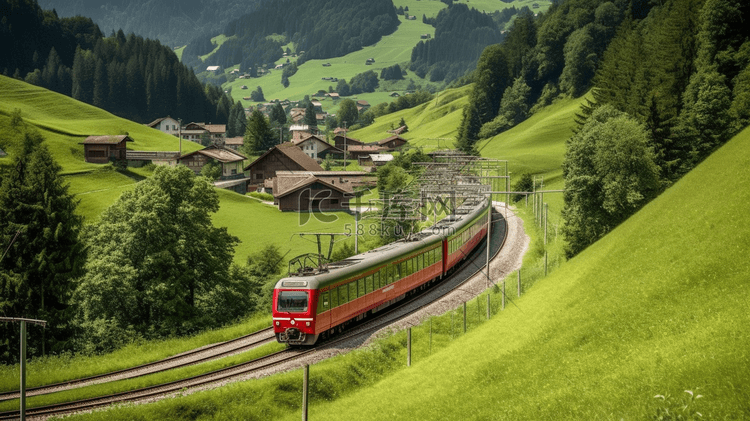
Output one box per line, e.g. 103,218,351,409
1,317,47,421
343,121,347,169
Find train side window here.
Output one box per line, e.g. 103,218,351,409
398,261,405,279
366,275,374,293
331,288,339,308
358,278,366,297
349,282,357,301
373,272,379,290
318,291,329,314
417,254,423,271
339,285,348,304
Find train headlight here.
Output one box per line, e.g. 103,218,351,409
275,321,279,326
306,322,310,326
290,320,296,325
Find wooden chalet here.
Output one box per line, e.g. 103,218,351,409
346,144,388,160
244,142,323,190
371,135,408,151
177,145,247,180
273,171,356,212
333,135,365,151
180,122,226,144
81,135,132,164
358,153,394,167
225,136,244,151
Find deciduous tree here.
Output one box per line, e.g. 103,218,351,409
562,105,660,257
74,166,239,349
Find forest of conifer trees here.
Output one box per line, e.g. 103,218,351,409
1,0,234,125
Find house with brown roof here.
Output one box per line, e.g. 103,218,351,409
273,172,353,212
225,136,244,151
272,171,373,212
244,142,323,191
371,135,408,151
292,135,344,160
346,144,388,160
333,135,365,151
177,145,247,180
80,135,133,164
180,122,227,144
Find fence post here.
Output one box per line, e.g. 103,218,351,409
502,281,506,311
518,270,521,296
302,365,309,421
463,302,467,333
407,327,412,367
20,320,26,421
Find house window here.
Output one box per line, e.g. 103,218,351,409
231,169,237,175
331,199,339,205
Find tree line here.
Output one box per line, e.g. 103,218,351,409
411,3,527,84
1,0,234,125
562,0,750,257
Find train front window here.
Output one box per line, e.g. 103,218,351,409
277,291,308,312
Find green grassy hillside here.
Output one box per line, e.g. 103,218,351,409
294,128,750,419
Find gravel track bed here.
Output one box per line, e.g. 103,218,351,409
157,203,528,401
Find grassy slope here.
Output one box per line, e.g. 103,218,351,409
0,75,202,174
290,125,750,419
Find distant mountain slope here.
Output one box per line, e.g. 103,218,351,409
36,0,265,48
184,0,400,72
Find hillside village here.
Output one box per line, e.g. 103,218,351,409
126,112,404,209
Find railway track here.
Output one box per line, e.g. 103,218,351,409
0,207,509,420
0,327,275,402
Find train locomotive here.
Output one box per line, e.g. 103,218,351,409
273,197,491,345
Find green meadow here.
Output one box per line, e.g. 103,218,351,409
65,114,750,421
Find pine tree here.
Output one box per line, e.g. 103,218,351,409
243,109,275,153
0,129,84,362
304,101,317,126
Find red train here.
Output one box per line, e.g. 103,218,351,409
273,199,491,345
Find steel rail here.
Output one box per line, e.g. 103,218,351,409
0,327,274,402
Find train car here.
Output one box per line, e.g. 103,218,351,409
443,200,490,273
273,198,491,345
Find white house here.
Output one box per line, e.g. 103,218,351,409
146,117,181,136
291,135,342,160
